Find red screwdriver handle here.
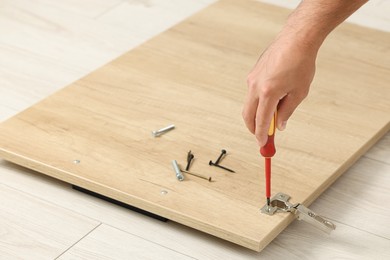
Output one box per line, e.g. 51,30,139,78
260,112,277,158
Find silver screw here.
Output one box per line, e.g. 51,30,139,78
160,190,168,195
73,160,80,164
152,124,175,137
172,160,184,181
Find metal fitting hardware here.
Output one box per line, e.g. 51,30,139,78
182,169,212,182
172,160,184,181
209,160,235,173
152,124,175,137
186,150,194,171
215,149,226,165
209,149,235,173
261,192,336,234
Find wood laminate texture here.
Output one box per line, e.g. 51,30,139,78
0,0,389,251
0,184,99,259
57,224,192,260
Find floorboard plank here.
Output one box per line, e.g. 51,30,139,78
0,184,99,259
95,0,216,39
309,156,390,239
261,219,390,260
57,224,193,260
258,0,390,32
364,131,390,165
0,0,216,121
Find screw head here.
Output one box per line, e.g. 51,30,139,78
160,190,168,195
73,160,80,164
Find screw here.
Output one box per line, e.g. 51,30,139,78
73,160,80,164
182,169,212,182
152,124,175,137
214,149,227,165
172,160,184,181
185,151,194,171
160,190,168,195
209,161,235,173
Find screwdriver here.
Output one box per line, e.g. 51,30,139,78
260,112,277,206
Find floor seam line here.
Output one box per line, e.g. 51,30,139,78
93,1,123,19
325,217,390,240
54,222,102,259
103,223,198,260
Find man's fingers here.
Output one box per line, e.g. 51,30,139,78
255,92,279,147
242,92,259,134
276,92,307,130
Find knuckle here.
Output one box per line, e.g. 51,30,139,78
259,83,274,98
246,74,255,89
297,88,309,100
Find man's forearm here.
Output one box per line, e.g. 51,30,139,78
280,0,368,52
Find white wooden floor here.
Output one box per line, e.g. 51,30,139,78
1,1,389,259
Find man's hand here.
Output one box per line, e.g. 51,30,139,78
242,0,368,146
242,35,316,146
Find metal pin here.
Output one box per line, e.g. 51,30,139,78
214,149,227,165
172,160,184,181
182,169,212,182
186,150,194,171
152,124,175,137
209,161,235,173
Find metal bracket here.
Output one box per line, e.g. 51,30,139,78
261,192,336,234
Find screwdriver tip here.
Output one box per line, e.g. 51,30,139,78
267,197,270,206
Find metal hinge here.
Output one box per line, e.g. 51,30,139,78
261,192,336,234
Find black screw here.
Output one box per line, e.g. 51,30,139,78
209,160,235,173
186,151,194,171
214,149,227,165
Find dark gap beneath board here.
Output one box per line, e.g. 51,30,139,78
72,185,168,222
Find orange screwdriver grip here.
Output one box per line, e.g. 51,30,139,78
260,112,276,158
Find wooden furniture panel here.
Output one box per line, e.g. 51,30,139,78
0,0,389,251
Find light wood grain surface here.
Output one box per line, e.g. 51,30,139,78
0,183,99,259
57,224,193,259
0,0,389,259
1,0,390,252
